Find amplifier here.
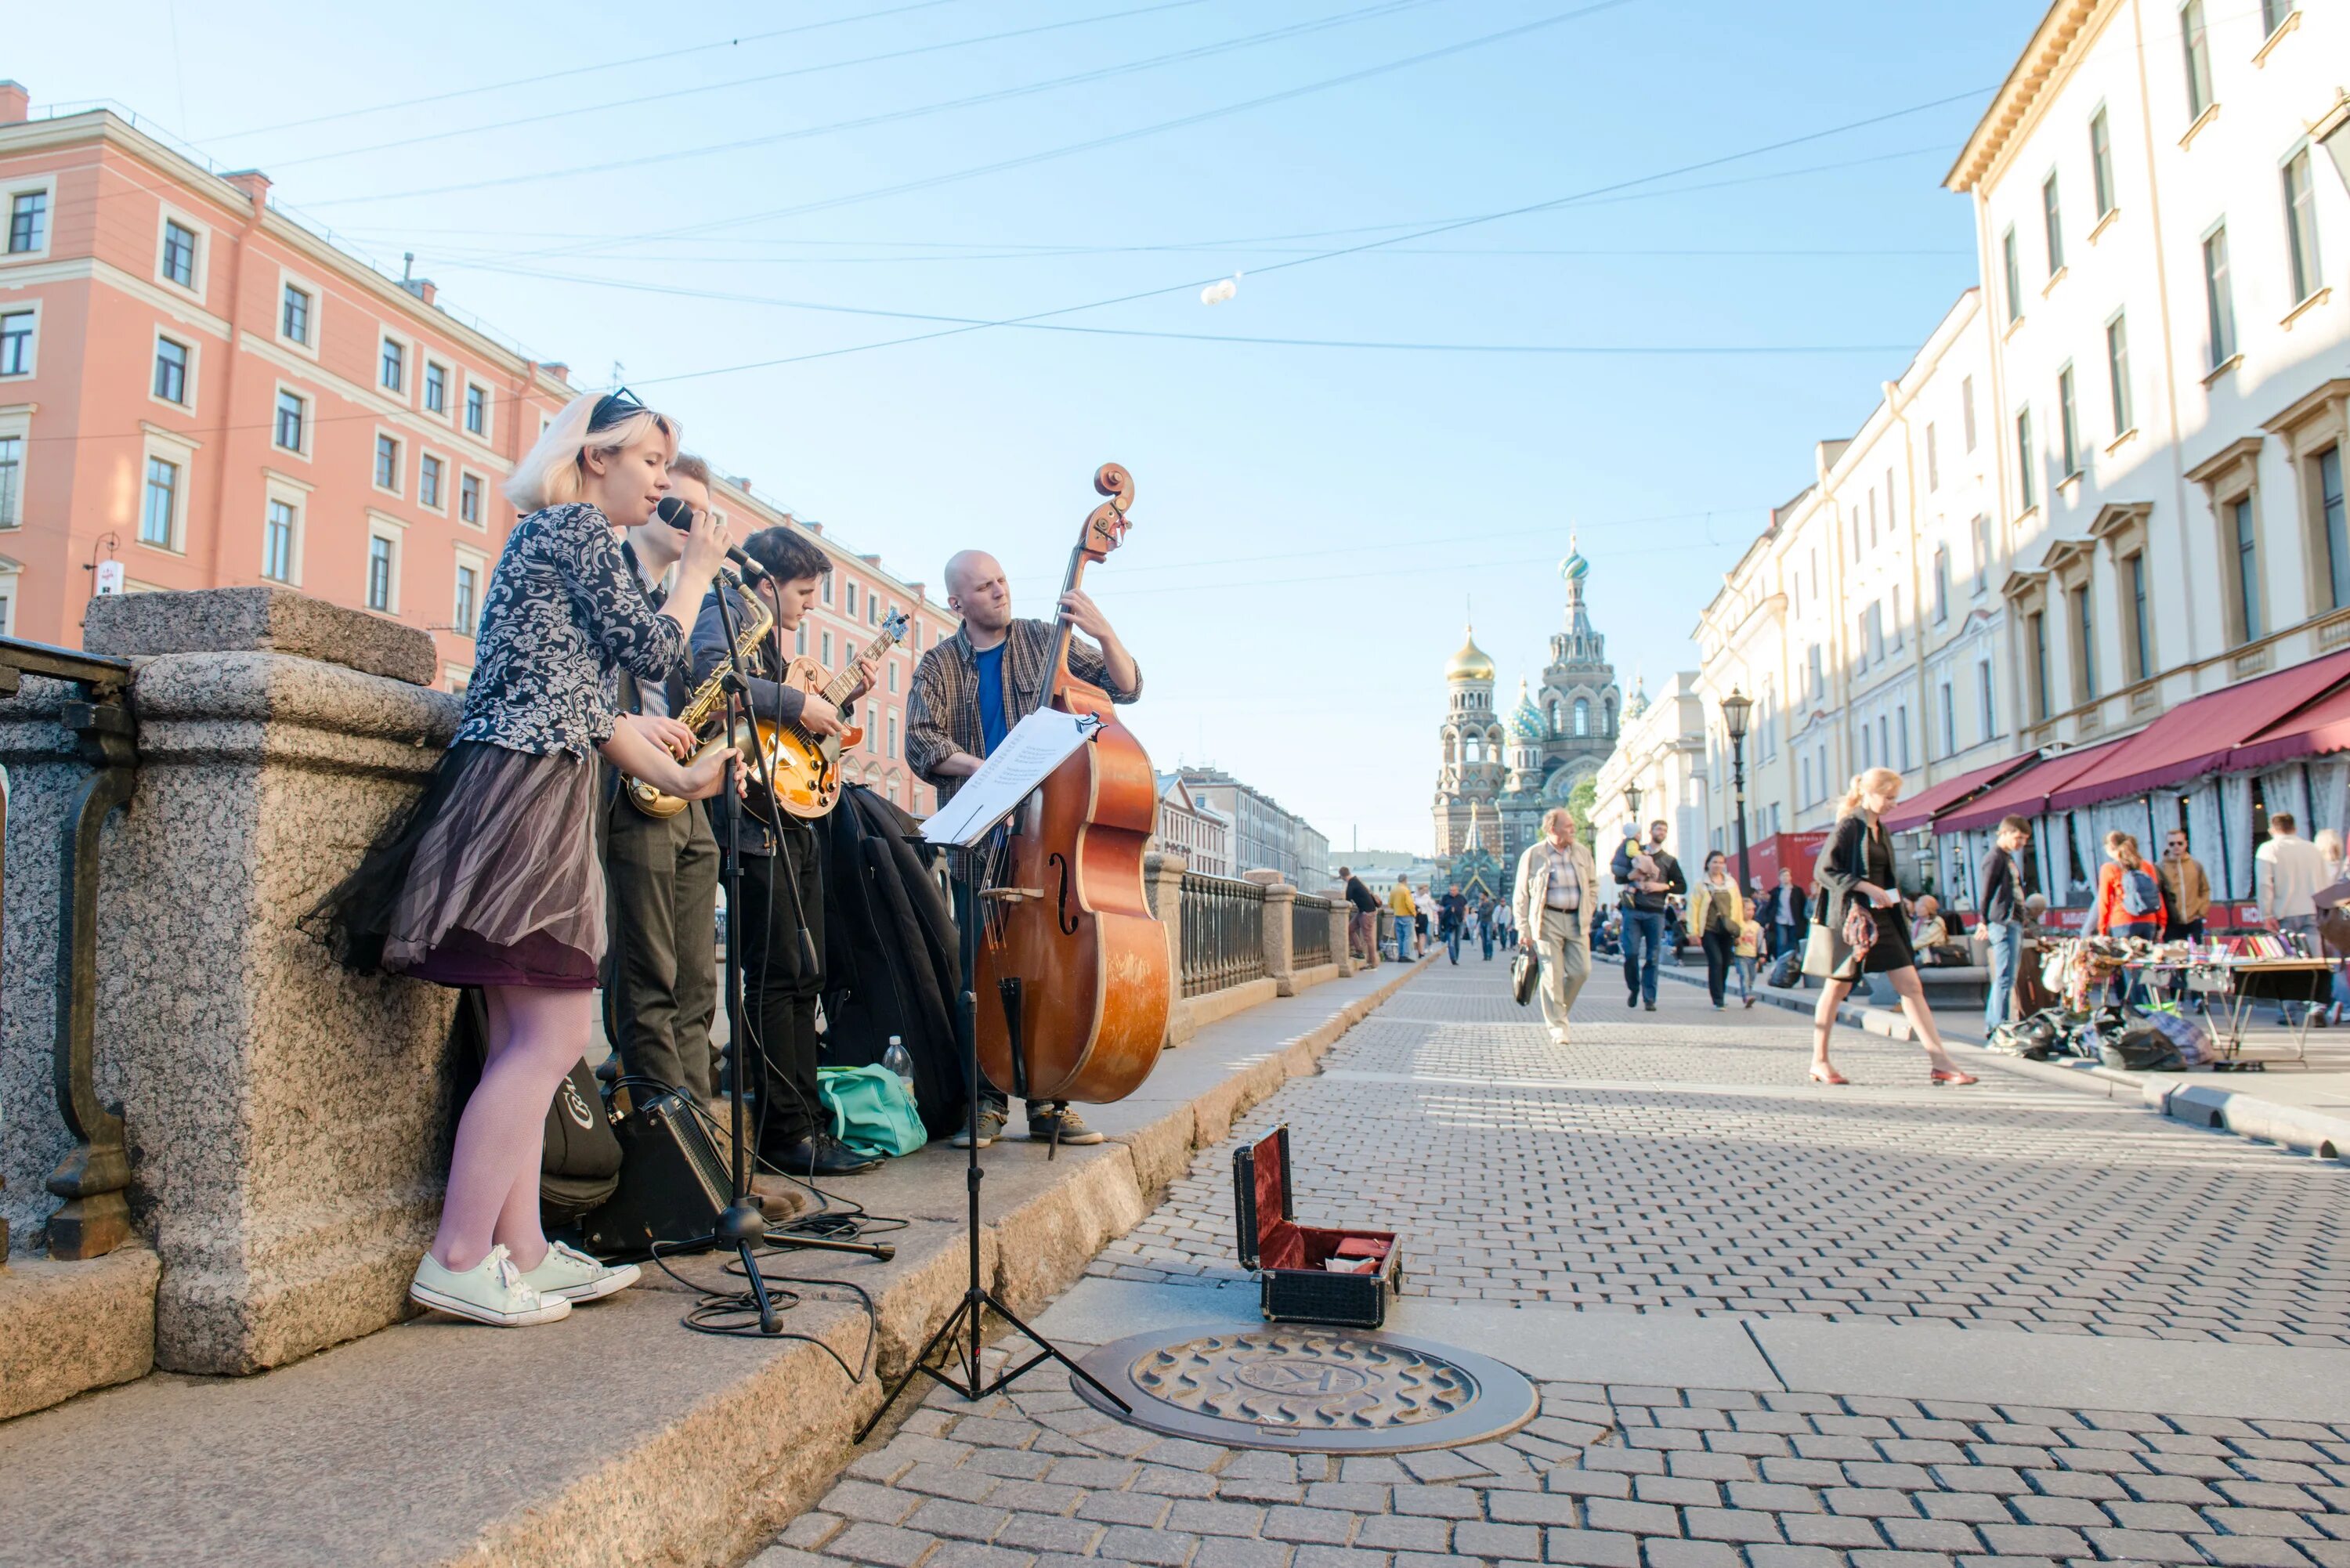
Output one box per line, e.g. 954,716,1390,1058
579,1089,732,1259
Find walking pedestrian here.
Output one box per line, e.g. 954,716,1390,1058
1807,768,1979,1088
1477,893,1499,959
1610,819,1683,1013
1734,910,1762,1006
1513,807,1596,1046
1687,852,1747,1010
2257,812,2329,1021
1338,866,1380,967
1386,876,1418,959
1437,883,1468,966
2094,830,2167,1006
1979,817,2031,1035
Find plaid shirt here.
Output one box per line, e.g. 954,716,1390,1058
907,617,1142,805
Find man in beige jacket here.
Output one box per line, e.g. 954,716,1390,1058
1513,807,1599,1046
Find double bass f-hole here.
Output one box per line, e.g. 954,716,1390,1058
1049,852,1079,935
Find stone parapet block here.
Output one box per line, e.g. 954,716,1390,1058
84,585,439,687
0,1245,159,1420
1,650,461,1373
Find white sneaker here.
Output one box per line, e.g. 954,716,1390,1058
519,1241,641,1303
410,1245,572,1327
1549,1028,1571,1046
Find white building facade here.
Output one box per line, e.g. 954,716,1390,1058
1691,0,2348,908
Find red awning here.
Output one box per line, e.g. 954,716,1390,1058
1879,753,2042,834
2042,647,2350,812
2226,681,2350,771
1936,739,2129,833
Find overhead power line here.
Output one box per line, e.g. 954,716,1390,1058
204,0,981,140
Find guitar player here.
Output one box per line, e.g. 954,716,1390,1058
904,547,1142,1151
691,523,881,1180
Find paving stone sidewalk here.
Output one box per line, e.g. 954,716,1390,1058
753,963,2350,1568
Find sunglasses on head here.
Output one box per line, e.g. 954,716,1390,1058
589,386,649,432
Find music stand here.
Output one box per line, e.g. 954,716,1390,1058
857,715,1130,1440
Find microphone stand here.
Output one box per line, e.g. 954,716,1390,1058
657,571,891,1339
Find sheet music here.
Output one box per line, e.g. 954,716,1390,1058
921,708,1103,847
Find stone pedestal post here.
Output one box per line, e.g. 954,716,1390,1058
1261,883,1298,997
1329,904,1354,977
1142,851,1188,1045
2,588,461,1374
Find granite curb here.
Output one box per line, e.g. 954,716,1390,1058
1658,965,2350,1165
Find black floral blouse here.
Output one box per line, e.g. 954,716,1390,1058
453,502,689,757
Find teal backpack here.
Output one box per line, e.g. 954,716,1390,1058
817,1065,928,1160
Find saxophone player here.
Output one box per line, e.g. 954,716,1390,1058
692,524,881,1180
602,452,722,1109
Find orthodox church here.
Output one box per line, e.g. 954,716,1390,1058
1432,539,1624,891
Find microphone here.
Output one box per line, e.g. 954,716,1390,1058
657,495,766,581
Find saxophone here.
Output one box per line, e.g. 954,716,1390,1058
624,571,773,820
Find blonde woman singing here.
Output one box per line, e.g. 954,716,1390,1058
1808,768,1978,1088
315,390,736,1327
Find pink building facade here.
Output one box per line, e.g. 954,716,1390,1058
0,83,951,813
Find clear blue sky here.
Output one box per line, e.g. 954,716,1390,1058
14,0,2046,853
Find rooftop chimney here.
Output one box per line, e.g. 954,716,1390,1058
401,277,437,305
223,169,272,206
540,362,570,385
0,82,28,126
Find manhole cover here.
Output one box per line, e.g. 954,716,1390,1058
1072,1324,1538,1452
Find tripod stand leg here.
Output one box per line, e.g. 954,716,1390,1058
974,1288,1131,1412
855,1292,982,1443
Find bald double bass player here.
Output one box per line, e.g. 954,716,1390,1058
905,548,1142,1149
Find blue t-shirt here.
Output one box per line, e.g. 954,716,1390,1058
975,643,1010,757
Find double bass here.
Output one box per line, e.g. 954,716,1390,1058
974,464,1172,1106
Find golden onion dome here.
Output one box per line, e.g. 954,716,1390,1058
1444,626,1495,682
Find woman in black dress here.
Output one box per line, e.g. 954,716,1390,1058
1808,767,1979,1087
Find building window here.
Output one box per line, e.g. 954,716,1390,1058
2181,0,2212,121
2001,228,2023,322
1933,546,1950,623
2321,447,2348,612
0,309,33,376
2057,366,2081,478
380,338,405,395
821,631,833,665
1973,515,1990,592
2283,149,2323,305
2106,314,2132,435
2204,226,2237,367
1977,659,1997,738
375,435,401,492
424,361,448,415
2090,108,2115,218
821,576,833,606
2016,408,2037,511
274,389,306,452
1895,708,1909,771
1861,723,1873,768
142,457,179,547
280,283,311,345
1925,423,1940,491
2042,172,2065,273
464,383,487,437
2127,551,2152,681
2232,496,2261,642
845,582,858,618
1940,681,1957,757
264,499,296,583
454,562,479,636
2073,585,2097,700
153,336,190,404
1865,603,1885,665
888,714,899,758
367,535,395,612
7,190,47,254
459,471,483,526
888,661,899,693
869,594,880,627
161,219,197,289
2030,611,2052,720
1573,698,1589,737
420,453,445,509
1961,376,1977,450
2261,0,2297,34
795,623,808,656
0,435,22,527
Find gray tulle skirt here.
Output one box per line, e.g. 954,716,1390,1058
312,742,605,990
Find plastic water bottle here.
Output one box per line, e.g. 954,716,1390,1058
883,1036,915,1096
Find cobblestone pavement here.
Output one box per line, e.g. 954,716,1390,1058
754,963,2350,1568
1092,968,2350,1346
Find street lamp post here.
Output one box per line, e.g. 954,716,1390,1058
1720,687,1753,894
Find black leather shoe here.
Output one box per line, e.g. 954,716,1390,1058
769,1134,880,1177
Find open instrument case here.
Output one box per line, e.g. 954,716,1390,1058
1232,1124,1401,1328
